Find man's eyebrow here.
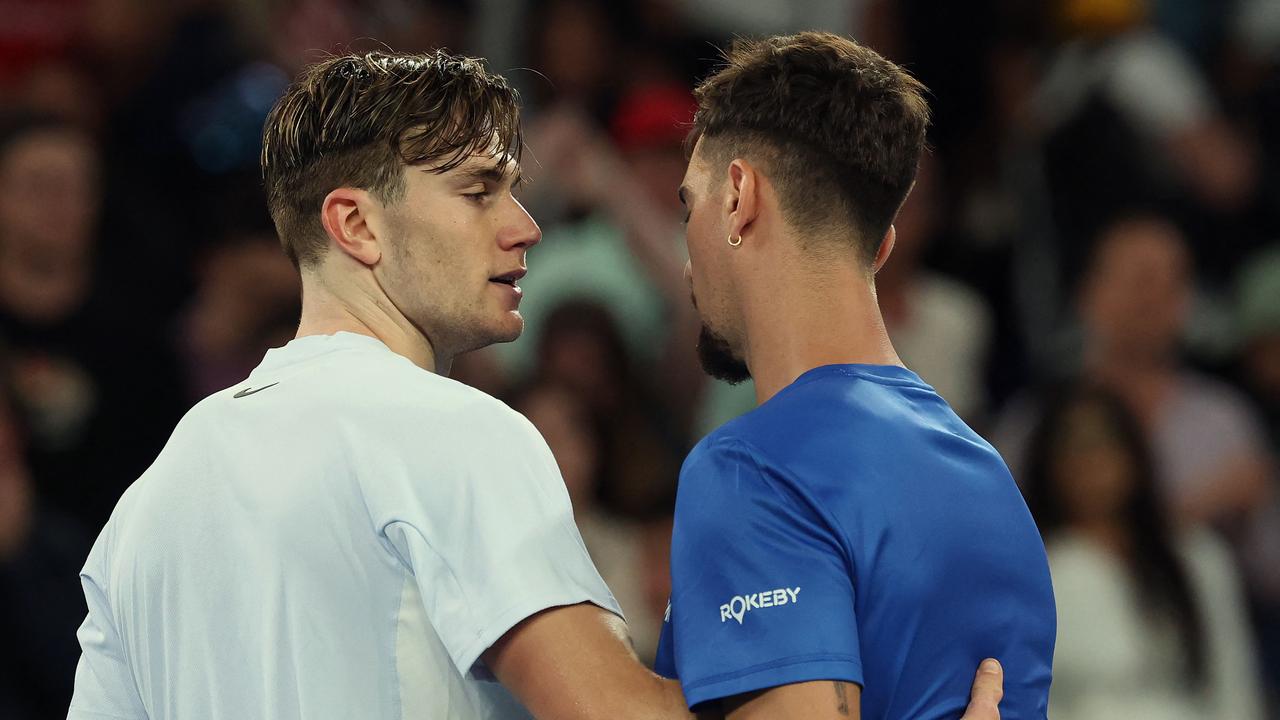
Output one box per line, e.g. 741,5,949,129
454,163,522,186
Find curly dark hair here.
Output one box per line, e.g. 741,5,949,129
260,51,522,269
691,32,930,262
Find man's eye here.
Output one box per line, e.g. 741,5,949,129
682,211,691,225
465,191,491,202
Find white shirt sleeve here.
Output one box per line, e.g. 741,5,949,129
365,398,620,678
68,567,148,719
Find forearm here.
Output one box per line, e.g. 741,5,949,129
546,664,694,720
723,680,860,719
484,604,696,720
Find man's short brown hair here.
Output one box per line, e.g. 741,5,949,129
693,32,929,262
261,51,522,269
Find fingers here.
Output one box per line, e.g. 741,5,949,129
961,658,1003,720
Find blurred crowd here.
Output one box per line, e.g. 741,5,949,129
0,0,1278,717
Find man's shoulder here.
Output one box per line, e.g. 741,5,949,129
356,369,541,454
301,349,528,427
188,347,543,467
676,428,814,532
683,422,772,479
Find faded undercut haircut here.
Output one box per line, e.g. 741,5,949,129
261,51,522,269
692,32,930,263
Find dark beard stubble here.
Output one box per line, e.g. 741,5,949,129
696,324,751,384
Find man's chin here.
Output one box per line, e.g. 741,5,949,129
458,316,523,353
697,325,751,384
492,313,524,344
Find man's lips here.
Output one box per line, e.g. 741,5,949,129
489,268,527,286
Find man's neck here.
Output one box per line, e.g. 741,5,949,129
294,274,444,374
742,266,902,406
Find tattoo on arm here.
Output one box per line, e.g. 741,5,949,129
834,681,850,716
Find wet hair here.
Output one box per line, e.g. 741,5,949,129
260,51,522,269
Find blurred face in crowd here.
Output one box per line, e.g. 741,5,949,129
537,0,615,100
0,127,98,260
188,235,302,359
516,385,599,512
1051,399,1138,524
1081,217,1191,362
0,127,99,323
679,138,751,384
17,63,102,131
368,150,541,358
542,330,616,408
537,302,629,413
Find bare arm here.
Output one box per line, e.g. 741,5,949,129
718,659,1004,720
482,602,693,720
722,680,862,720
486,605,1005,720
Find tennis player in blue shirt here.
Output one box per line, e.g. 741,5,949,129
655,32,1056,719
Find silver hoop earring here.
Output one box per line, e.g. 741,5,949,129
727,234,742,247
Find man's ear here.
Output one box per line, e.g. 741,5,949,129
320,188,383,266
873,224,896,274
726,159,761,242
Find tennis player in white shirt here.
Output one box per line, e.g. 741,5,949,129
66,50,1004,720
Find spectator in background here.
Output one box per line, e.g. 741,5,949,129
1235,244,1280,700
994,214,1280,703
519,0,626,120
877,155,994,423
7,60,101,131
510,381,667,664
0,363,88,720
1225,2,1280,245
528,299,683,519
505,84,730,434
86,0,284,324
996,215,1274,529
1034,0,1259,282
1237,246,1280,452
180,229,301,401
519,300,681,664
230,0,475,75
0,113,183,532
1021,382,1263,720
1074,216,1273,529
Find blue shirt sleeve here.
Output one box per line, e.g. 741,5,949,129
667,436,863,709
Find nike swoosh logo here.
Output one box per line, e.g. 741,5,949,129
233,382,279,399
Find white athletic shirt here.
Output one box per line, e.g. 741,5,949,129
67,332,621,719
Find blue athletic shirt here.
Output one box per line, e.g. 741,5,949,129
655,364,1055,719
